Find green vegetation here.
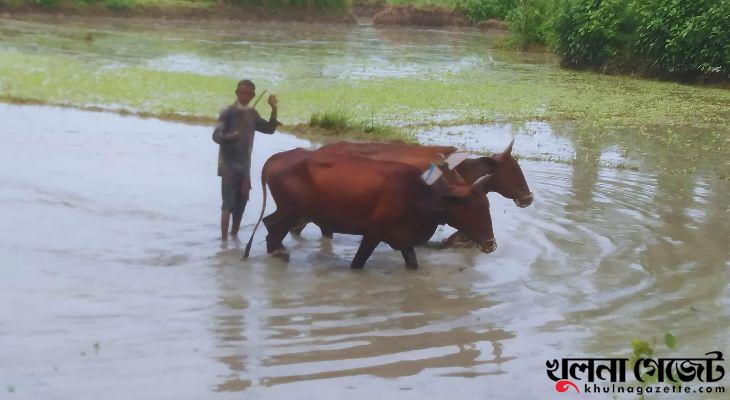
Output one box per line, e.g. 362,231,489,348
497,0,729,80
368,0,730,80
310,110,351,130
456,0,515,23
309,111,412,142
551,0,729,80
3,49,728,129
1,48,727,144
629,333,682,394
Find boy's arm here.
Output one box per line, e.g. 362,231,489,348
255,111,279,135
255,95,279,134
212,109,238,143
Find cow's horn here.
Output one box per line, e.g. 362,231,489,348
472,173,495,193
503,139,515,156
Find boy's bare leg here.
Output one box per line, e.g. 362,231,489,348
231,206,245,237
221,210,231,241
230,178,251,237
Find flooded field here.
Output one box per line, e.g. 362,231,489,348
1,103,728,399
1,12,729,399
1,15,728,146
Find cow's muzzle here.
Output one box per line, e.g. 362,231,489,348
514,193,534,208
479,238,497,254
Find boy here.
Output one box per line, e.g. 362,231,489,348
213,79,278,241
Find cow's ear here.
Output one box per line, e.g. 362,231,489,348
503,139,515,156
438,186,470,209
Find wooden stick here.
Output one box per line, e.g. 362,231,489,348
252,89,268,108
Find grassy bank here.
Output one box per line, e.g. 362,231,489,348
1,48,728,141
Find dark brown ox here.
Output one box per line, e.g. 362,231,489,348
244,148,497,269
454,140,533,208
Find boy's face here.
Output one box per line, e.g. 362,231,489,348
236,84,255,105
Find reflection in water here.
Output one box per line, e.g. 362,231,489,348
211,241,515,390
566,134,601,212
0,104,728,399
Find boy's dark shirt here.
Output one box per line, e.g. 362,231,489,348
212,103,278,178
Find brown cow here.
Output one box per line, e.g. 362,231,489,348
290,140,533,243
318,140,532,205
318,142,458,171
288,142,463,238
244,148,497,269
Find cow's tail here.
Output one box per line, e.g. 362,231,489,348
244,161,269,258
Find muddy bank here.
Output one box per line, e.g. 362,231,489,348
373,5,469,27
352,0,386,17
476,19,508,31
0,3,357,24
1,2,488,28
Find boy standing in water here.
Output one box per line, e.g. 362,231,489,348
213,79,279,241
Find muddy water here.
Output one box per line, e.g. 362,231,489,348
1,103,728,399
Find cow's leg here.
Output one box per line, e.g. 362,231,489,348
351,236,379,269
264,210,296,254
291,221,333,239
320,226,334,239
290,221,308,237
401,247,418,269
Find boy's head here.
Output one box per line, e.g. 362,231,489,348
235,80,256,106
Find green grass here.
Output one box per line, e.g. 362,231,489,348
309,111,413,142
0,44,730,169
1,48,728,146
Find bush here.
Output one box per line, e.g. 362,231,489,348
633,0,729,76
552,0,635,66
551,0,728,78
456,0,517,23
506,0,558,46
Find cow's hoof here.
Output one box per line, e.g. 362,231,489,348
479,239,497,254
270,248,290,262
451,240,476,249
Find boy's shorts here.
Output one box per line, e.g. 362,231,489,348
221,172,251,213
